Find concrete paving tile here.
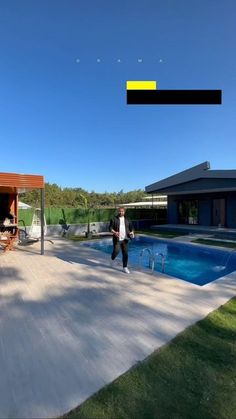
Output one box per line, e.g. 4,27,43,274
0,238,235,417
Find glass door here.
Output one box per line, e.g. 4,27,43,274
178,200,198,224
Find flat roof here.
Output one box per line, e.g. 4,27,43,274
122,201,167,207
0,172,44,192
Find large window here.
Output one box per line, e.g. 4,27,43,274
178,200,198,224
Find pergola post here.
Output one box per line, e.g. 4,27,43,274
40,188,45,255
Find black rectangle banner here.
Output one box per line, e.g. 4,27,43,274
127,90,222,105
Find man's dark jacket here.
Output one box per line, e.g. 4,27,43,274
109,215,133,244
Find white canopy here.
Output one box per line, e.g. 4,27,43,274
18,201,32,209
122,201,167,208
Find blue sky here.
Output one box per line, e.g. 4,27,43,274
0,0,235,192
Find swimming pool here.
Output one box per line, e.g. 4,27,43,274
82,235,236,286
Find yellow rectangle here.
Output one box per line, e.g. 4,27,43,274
126,81,157,90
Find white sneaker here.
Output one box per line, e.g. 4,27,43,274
123,267,130,274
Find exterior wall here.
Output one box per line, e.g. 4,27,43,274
167,192,236,228
198,197,211,226
227,196,236,228
41,219,157,237
167,197,178,223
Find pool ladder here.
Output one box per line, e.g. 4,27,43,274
139,248,165,274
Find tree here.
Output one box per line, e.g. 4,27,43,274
20,182,146,208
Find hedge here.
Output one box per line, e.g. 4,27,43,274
18,207,167,227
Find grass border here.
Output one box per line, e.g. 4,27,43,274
63,297,236,419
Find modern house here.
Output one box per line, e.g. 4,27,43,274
145,162,236,228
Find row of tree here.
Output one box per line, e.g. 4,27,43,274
20,183,147,208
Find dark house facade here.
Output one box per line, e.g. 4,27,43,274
145,162,236,228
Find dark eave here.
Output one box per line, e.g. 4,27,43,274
145,162,236,194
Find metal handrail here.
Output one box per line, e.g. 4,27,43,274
152,252,165,273
139,248,166,274
139,248,153,269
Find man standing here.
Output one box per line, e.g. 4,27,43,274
109,207,134,273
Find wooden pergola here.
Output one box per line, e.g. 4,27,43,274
0,172,45,254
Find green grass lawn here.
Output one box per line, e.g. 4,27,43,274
193,239,236,249
64,297,236,419
134,229,187,239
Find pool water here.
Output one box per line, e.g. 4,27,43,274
82,235,236,286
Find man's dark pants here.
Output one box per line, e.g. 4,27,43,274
111,239,129,268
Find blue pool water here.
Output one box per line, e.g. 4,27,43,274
82,235,236,286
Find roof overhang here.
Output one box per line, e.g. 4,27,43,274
0,172,44,193
146,162,236,194
165,188,236,196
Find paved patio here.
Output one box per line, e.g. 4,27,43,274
0,238,236,418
